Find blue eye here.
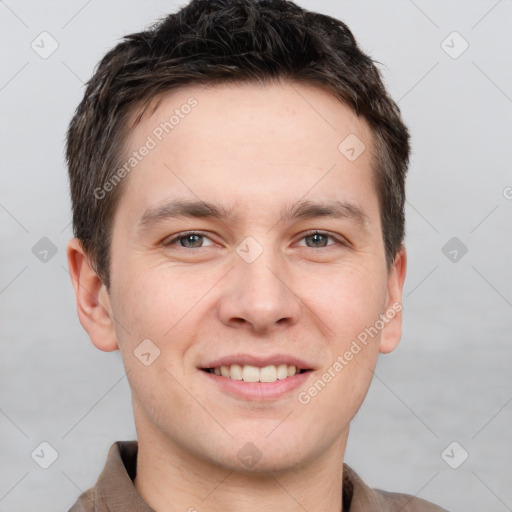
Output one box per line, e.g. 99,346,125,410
164,232,215,249
298,231,338,248
163,230,345,250
301,230,347,249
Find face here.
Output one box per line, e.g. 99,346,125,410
71,81,406,474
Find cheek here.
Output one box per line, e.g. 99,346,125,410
328,354,377,421
317,268,385,411
304,263,388,342
112,261,210,342
111,265,199,421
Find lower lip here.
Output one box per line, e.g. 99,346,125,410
200,369,313,400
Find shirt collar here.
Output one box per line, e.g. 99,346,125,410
79,440,395,511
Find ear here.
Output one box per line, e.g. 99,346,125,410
67,237,119,352
379,245,407,354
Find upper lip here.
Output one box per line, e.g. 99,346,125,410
200,354,316,370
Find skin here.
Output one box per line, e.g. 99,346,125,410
68,80,406,512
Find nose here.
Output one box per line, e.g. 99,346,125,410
217,244,302,334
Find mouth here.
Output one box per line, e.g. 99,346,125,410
200,363,314,401
200,364,312,383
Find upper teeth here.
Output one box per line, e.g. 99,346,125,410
210,364,301,382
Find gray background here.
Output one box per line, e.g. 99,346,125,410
1,0,511,510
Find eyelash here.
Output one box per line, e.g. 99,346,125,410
163,230,347,250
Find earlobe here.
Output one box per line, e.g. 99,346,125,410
67,238,119,352
379,246,407,354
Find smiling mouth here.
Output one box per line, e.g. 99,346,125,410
201,364,312,383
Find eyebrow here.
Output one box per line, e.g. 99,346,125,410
138,198,370,232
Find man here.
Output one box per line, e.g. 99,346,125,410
65,0,448,510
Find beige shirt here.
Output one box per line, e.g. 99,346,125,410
68,441,448,511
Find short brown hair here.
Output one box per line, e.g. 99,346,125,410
66,0,410,289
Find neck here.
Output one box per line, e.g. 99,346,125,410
133,413,348,512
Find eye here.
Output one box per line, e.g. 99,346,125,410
163,231,215,249
296,230,344,248
162,230,346,250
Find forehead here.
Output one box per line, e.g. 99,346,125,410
128,80,374,159
116,80,378,227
